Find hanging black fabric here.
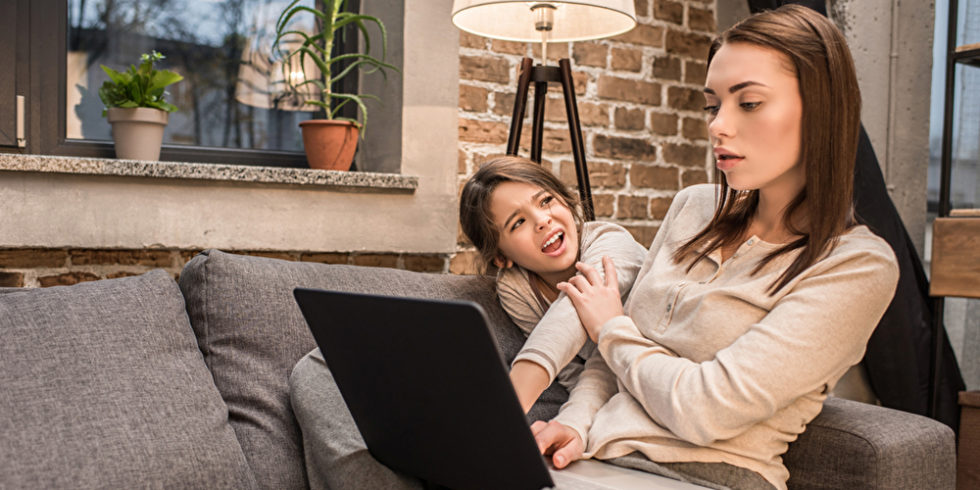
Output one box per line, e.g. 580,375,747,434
743,0,965,430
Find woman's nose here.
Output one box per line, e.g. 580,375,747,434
708,109,732,140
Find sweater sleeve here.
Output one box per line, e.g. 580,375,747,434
595,241,900,446
512,222,647,382
551,351,619,447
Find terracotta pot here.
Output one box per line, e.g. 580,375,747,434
298,119,359,171
106,107,169,161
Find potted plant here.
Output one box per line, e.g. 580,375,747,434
273,0,396,171
99,51,183,161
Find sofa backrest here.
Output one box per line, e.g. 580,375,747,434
178,250,567,490
0,270,257,489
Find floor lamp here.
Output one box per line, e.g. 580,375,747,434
451,1,636,220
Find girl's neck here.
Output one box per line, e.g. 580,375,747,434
530,272,564,303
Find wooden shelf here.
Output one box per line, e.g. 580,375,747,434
955,43,980,68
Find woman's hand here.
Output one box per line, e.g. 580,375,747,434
530,420,584,469
557,256,624,342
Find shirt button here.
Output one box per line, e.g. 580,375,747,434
666,304,672,312
747,238,755,245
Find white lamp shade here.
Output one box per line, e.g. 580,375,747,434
451,1,637,43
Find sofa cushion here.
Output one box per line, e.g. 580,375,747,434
0,270,256,489
178,249,567,490
784,396,955,489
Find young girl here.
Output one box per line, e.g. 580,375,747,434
531,5,900,490
458,156,647,413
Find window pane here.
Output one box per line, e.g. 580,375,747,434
66,0,315,152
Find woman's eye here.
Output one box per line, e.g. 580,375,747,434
510,218,524,231
740,101,761,111
702,104,719,116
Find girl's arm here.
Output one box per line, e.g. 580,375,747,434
510,222,646,411
561,242,900,446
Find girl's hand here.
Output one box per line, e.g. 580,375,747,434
556,256,624,342
530,420,584,469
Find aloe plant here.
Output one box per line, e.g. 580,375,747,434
98,51,184,117
273,0,397,131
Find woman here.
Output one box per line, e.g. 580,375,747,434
532,5,899,489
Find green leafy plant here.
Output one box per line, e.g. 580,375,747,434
273,0,397,130
98,51,184,117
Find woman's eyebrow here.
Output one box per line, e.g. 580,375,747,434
703,80,768,95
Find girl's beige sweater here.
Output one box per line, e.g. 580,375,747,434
552,184,899,489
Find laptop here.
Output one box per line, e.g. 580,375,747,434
293,288,705,490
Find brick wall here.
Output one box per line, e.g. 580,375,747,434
453,0,716,274
2,0,716,287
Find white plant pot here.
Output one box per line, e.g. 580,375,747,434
106,107,169,161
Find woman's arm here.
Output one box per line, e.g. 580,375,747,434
510,223,646,410
562,245,900,446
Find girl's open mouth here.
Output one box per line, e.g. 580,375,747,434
541,231,564,254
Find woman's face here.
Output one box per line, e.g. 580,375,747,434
489,181,579,286
704,42,805,199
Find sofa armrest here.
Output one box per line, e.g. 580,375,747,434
784,396,955,489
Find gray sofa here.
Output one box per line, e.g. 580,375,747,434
1,249,956,489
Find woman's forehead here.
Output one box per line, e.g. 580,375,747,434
706,42,796,90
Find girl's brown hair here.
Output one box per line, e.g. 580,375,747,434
673,4,861,293
460,156,581,272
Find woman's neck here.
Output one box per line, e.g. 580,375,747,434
750,185,806,244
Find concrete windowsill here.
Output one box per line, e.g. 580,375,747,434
0,154,419,193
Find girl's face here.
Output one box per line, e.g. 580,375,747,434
489,181,579,286
704,42,805,200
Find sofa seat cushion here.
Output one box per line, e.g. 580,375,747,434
178,249,567,490
0,270,256,489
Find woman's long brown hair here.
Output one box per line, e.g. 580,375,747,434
673,4,862,294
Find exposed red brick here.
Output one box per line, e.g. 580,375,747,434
682,117,708,141
541,129,571,153
685,60,707,85
617,195,650,219
0,271,24,287
682,169,711,187
625,225,660,248
459,55,510,84
613,107,645,130
492,91,517,116
180,250,205,263
458,149,468,174
459,118,509,144
665,30,712,60
592,193,616,218
689,7,717,33
655,0,684,25
70,249,173,267
594,135,657,161
635,0,650,17
352,254,399,268
39,272,100,287
531,42,570,62
573,43,608,68
0,250,68,268
597,76,660,106
663,142,709,167
459,84,489,113
651,112,679,136
106,271,143,279
241,251,298,261
667,86,706,112
561,160,626,188
300,253,350,265
403,254,447,273
612,24,665,48
649,197,673,219
630,164,679,189
611,47,643,72
491,39,528,56
652,56,682,81
577,102,611,127
459,31,487,49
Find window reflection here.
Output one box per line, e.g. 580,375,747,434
66,0,314,152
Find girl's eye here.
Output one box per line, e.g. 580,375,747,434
510,218,524,231
540,195,554,207
740,101,761,111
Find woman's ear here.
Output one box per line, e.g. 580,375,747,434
493,255,513,269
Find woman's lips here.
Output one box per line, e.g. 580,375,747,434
716,156,743,171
